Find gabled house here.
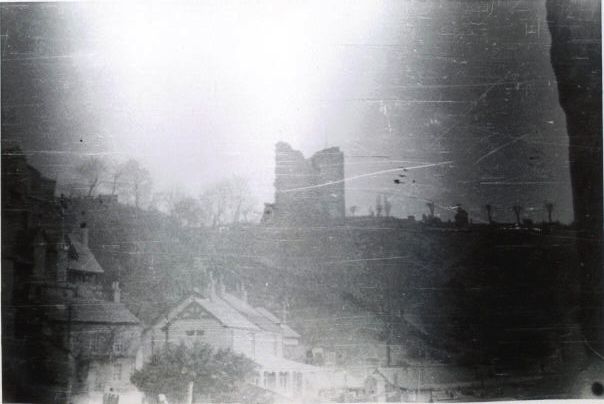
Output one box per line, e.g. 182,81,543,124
141,278,321,399
143,290,260,356
44,292,143,404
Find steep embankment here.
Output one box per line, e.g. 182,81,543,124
205,219,578,367
77,198,577,368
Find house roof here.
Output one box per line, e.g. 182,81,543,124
255,307,301,339
254,354,319,373
220,293,283,334
152,294,260,331
255,306,280,322
47,301,140,324
66,233,104,274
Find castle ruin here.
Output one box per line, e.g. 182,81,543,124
262,142,345,224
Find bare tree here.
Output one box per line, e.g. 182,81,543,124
61,182,87,198
199,177,257,227
200,182,228,227
485,204,493,224
150,186,186,213
384,195,392,217
229,176,256,223
109,159,128,196
512,205,523,226
426,201,435,217
119,159,153,209
76,156,107,196
544,202,554,224
376,194,383,217
170,196,204,227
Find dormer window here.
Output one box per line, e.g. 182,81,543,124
113,339,124,354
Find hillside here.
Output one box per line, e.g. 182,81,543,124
73,197,578,369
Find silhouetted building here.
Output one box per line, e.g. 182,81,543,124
1,147,142,404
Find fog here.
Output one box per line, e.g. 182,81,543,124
2,1,573,222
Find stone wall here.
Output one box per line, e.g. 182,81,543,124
270,142,345,224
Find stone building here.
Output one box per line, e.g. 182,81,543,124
264,142,345,224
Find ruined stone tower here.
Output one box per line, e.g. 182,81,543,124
265,142,345,223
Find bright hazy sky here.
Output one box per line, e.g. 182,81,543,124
3,1,574,222
75,1,384,199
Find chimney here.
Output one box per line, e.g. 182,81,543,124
80,222,88,247
112,281,121,303
207,272,217,300
217,274,226,297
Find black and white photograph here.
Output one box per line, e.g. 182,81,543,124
1,1,602,403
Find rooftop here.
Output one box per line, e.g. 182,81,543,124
255,306,301,339
66,233,104,274
151,294,260,331
47,300,140,324
220,293,284,334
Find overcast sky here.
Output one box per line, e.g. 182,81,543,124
2,1,573,222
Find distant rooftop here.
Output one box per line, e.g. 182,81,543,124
221,292,283,334
66,233,104,274
47,301,140,324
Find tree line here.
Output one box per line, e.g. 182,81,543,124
63,155,259,227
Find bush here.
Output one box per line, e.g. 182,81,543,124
131,342,257,402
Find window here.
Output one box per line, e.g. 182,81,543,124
115,363,124,381
113,337,123,354
94,376,105,392
90,332,109,353
112,363,122,381
265,372,276,390
294,372,303,393
186,329,204,337
278,372,288,390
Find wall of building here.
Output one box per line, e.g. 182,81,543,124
146,320,284,363
254,330,282,359
270,142,345,223
231,328,283,360
311,147,345,219
232,328,256,358
145,316,233,359
63,323,142,403
84,357,138,395
70,323,141,360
